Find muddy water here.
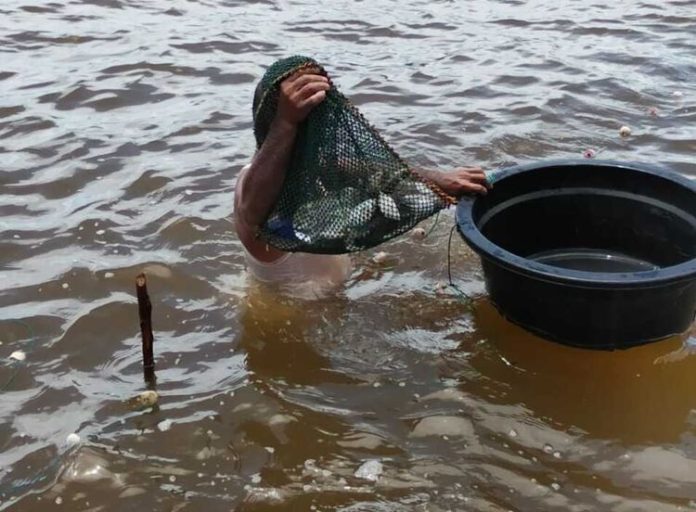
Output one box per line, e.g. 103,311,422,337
2,0,696,510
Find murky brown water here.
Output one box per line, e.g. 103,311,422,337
2,0,696,510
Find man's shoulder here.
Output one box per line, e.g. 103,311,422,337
237,163,252,184
234,163,252,198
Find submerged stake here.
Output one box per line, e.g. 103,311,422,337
135,273,155,383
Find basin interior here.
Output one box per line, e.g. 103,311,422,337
475,164,696,273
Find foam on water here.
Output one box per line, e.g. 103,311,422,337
2,0,696,510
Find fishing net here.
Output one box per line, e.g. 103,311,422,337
253,55,454,254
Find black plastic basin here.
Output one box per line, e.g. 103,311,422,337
456,160,696,349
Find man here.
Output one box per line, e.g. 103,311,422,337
234,66,489,293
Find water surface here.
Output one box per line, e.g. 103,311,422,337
2,0,696,510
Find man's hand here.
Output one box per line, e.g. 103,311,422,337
419,166,490,197
276,68,330,126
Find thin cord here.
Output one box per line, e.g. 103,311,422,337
446,223,473,304
425,211,440,238
447,224,456,285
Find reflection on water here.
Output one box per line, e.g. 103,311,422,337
466,301,696,444
530,248,660,273
2,0,696,510
237,283,355,386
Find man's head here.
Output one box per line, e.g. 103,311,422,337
252,55,322,148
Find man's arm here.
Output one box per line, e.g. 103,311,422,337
235,70,329,262
235,119,297,230
416,166,490,197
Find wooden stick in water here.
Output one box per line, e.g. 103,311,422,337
135,273,155,383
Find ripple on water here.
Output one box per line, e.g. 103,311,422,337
2,0,696,510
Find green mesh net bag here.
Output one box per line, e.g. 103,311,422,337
253,55,454,254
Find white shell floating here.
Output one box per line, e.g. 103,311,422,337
137,390,159,408
619,125,632,137
411,227,427,241
583,148,596,159
66,433,81,446
157,419,172,432
378,193,400,221
354,459,383,482
9,350,26,362
373,251,389,264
